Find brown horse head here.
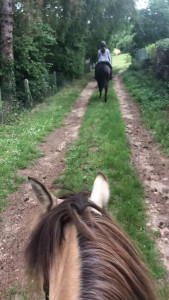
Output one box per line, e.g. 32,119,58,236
26,172,157,300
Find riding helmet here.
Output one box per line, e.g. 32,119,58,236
100,41,106,47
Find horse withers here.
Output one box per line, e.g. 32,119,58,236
26,172,157,300
95,61,111,102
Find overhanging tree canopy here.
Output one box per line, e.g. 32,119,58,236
0,0,135,103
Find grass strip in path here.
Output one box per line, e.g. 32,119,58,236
0,74,91,212
55,82,166,298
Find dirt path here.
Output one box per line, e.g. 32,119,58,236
0,81,96,299
2,74,169,298
114,73,169,272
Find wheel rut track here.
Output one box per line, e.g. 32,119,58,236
0,81,96,299
114,72,169,273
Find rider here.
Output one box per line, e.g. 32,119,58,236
95,41,113,79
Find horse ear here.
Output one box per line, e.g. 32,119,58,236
90,172,110,208
28,177,58,213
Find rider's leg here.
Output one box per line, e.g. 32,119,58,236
94,62,99,79
94,64,97,79
109,68,113,80
106,62,113,80
106,61,113,79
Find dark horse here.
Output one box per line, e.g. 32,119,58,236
95,62,111,102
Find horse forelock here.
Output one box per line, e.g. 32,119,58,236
26,193,157,300
25,193,98,280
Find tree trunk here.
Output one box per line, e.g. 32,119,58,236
36,0,43,20
1,0,14,61
1,0,15,101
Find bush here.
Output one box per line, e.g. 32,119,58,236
154,39,169,79
123,69,169,110
123,69,169,153
156,38,169,50
129,58,142,71
146,44,155,62
14,22,55,103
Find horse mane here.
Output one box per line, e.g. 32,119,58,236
26,192,157,300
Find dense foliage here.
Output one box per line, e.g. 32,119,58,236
146,43,155,62
116,0,169,56
0,0,135,106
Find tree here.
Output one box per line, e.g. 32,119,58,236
85,0,135,62
130,0,169,54
1,0,14,61
13,1,55,102
115,25,135,53
1,0,15,100
1,0,136,106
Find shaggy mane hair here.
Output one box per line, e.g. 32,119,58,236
26,193,157,300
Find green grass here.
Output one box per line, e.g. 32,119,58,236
0,74,91,212
113,53,131,73
6,284,27,300
54,82,166,298
123,69,169,155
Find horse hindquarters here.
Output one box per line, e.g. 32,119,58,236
96,63,110,101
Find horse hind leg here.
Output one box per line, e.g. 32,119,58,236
100,90,102,98
104,83,108,102
98,84,102,98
